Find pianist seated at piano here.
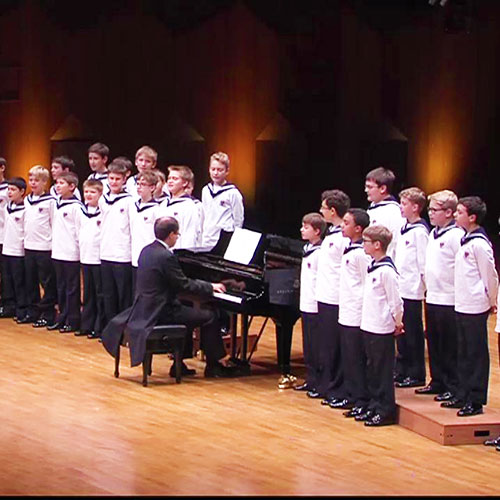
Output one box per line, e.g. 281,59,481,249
101,216,240,378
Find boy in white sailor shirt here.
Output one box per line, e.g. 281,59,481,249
314,189,351,407
23,166,57,327
99,159,134,325
1,177,28,320
87,142,110,193
293,212,326,396
444,196,498,417
0,158,9,314
394,187,430,389
338,208,371,418
159,166,200,250
357,225,404,427
130,171,159,291
201,152,244,250
364,167,404,260
50,171,83,333
152,168,170,203
76,179,105,340
417,190,463,402
49,155,82,201
186,179,203,247
126,145,157,199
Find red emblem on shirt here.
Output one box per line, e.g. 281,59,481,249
464,251,469,258
15,217,20,222
440,242,444,248
372,277,376,283
144,216,149,221
120,208,125,213
329,242,333,248
220,201,226,206
97,220,101,226
405,240,409,245
174,212,178,216
346,259,350,265
39,207,43,212
307,262,311,268
63,212,68,217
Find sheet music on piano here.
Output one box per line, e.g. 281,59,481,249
222,228,262,265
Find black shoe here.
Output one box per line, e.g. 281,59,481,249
415,384,441,395
87,332,101,339
204,362,238,378
294,382,311,392
33,318,49,328
59,325,78,334
395,377,426,388
321,397,338,406
441,397,464,409
365,413,396,427
393,373,405,384
47,322,62,331
355,409,375,422
329,398,354,409
170,361,196,377
434,391,454,402
457,403,483,417
74,330,89,337
344,406,367,418
484,436,500,446
16,316,35,324
0,308,15,318
306,389,322,399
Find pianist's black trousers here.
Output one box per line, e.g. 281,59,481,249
317,302,345,400
424,303,458,394
455,310,490,406
24,249,57,322
159,304,226,364
362,330,396,418
302,312,320,389
395,299,426,382
340,324,369,408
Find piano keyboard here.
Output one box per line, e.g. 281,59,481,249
213,291,244,304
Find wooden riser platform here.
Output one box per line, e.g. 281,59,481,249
396,387,500,445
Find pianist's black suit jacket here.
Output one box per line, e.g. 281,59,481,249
102,239,214,366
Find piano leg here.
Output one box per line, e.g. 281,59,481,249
226,313,252,375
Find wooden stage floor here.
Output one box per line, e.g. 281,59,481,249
1,314,500,496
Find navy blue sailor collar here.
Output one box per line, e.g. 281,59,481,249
103,190,131,205
343,239,364,254
326,224,342,236
6,200,25,213
26,192,55,205
302,241,322,258
401,218,430,235
367,255,398,274
432,220,461,239
134,198,159,212
166,194,192,207
460,226,491,247
367,195,399,211
207,182,236,198
56,195,81,209
81,204,101,218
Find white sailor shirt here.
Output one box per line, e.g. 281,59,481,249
159,195,200,250
77,204,102,265
87,171,109,192
339,240,371,328
315,225,349,305
130,199,159,267
51,196,83,261
0,181,10,244
201,182,244,248
394,219,430,300
24,193,56,251
454,228,498,314
50,184,82,201
424,222,464,306
360,256,403,335
2,201,25,257
300,241,322,313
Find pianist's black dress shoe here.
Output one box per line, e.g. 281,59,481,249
169,361,196,377
294,382,311,392
33,318,49,328
329,398,354,410
484,436,500,446
441,397,464,409
46,322,62,331
16,316,36,324
355,409,375,422
415,384,441,395
87,331,101,339
395,377,425,388
434,391,454,402
365,413,396,427
344,406,368,418
457,403,483,417
306,389,322,399
59,324,78,334
204,362,238,378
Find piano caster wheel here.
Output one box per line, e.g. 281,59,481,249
278,374,297,390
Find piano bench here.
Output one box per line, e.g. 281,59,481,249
115,324,187,387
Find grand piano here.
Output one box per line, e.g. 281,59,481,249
175,229,303,386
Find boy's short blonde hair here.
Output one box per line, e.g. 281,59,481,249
138,170,159,186
83,179,103,193
363,225,393,252
427,189,458,211
210,152,230,169
29,165,50,184
399,186,427,212
135,145,158,163
168,165,194,183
